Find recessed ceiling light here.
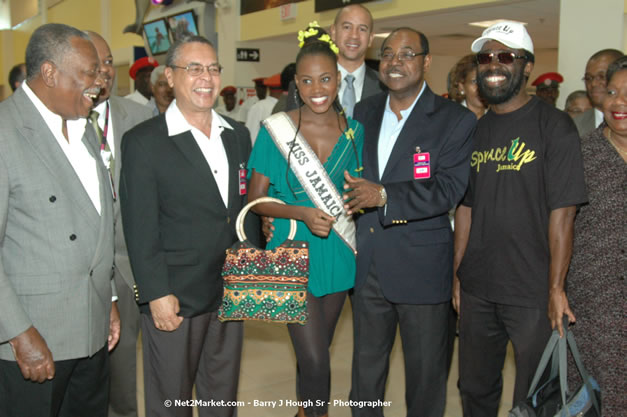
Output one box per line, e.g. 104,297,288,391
468,19,528,28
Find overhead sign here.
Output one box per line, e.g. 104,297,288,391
314,0,373,13
280,3,298,20
236,48,260,62
241,0,306,15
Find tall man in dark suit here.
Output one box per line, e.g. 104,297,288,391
86,31,153,417
343,28,476,417
0,23,119,417
286,4,383,113
120,36,255,417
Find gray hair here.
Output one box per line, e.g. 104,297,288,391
25,23,89,81
165,35,214,68
565,90,588,108
150,65,167,85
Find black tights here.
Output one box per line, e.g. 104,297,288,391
287,290,347,417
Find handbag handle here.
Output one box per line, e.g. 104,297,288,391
525,319,601,417
236,196,297,242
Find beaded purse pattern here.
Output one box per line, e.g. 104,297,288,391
218,240,309,324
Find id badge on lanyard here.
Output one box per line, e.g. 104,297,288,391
413,147,431,180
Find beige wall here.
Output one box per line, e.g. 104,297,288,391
0,0,144,100
557,0,625,109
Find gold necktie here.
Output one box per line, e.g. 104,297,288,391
89,110,114,175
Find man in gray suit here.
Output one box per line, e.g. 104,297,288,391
286,3,383,113
0,24,119,417
86,31,153,417
573,49,623,137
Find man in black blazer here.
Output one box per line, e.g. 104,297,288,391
120,36,256,417
285,4,383,113
343,28,476,417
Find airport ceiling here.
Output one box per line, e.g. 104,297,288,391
269,0,560,57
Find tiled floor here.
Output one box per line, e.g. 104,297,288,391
137,302,516,417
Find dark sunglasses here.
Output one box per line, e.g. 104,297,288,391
476,52,526,65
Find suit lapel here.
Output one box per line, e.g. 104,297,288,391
109,97,128,188
381,86,435,181
363,94,387,181
221,128,241,210
362,67,382,100
170,130,227,210
12,89,100,231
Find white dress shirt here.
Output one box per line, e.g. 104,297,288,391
377,82,426,179
594,107,604,129
338,62,367,103
238,95,259,125
245,96,278,145
215,105,244,122
165,100,232,207
124,90,149,106
23,82,102,214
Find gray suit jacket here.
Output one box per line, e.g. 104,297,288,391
573,108,596,137
108,96,153,293
0,87,114,361
285,65,385,111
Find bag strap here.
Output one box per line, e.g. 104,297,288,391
566,329,601,415
236,197,297,242
558,330,569,417
526,321,601,417
526,330,560,397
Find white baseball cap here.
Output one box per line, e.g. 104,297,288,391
471,21,534,55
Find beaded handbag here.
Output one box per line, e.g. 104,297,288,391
218,197,309,324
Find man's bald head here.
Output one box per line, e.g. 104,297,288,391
584,48,624,109
86,31,115,104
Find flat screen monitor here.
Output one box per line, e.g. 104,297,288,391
167,10,199,42
143,18,171,55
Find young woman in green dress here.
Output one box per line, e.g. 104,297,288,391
246,25,364,417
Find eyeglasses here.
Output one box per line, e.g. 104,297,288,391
582,74,606,83
171,63,223,77
380,50,427,62
476,52,526,65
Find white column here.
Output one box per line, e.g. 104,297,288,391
557,0,625,109
100,0,111,40
216,0,240,87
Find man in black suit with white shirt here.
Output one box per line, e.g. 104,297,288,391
120,36,257,417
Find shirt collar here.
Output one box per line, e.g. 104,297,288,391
165,99,233,137
93,99,108,114
22,81,87,134
338,62,366,86
23,81,64,133
594,107,604,128
384,81,426,119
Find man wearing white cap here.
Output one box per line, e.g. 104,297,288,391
452,22,587,416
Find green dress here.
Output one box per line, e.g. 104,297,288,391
247,116,363,297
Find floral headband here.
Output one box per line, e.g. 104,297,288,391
297,21,340,55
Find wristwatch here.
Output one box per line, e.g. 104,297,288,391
378,185,387,207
